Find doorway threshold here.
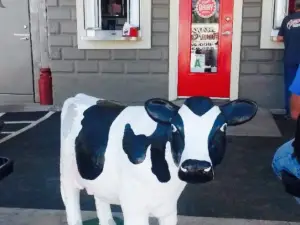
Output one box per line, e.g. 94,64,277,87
173,97,229,106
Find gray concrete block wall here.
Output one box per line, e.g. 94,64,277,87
240,0,285,109
47,0,285,109
47,0,169,105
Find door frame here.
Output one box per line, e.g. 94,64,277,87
29,0,49,103
168,0,243,101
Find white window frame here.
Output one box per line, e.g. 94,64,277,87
76,0,151,49
260,0,285,49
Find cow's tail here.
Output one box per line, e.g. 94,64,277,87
60,96,78,176
60,96,84,225
60,96,79,144
60,94,90,187
60,93,99,147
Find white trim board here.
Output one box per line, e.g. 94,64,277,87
168,0,243,101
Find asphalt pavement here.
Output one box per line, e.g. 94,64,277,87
0,112,299,223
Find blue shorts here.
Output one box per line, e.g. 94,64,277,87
272,139,300,204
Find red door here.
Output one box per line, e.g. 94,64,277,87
178,0,234,98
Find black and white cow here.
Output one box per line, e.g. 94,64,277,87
60,93,257,225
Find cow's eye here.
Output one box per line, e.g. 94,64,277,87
171,124,177,132
220,123,227,132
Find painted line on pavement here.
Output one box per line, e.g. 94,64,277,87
0,111,55,144
4,121,33,124
0,207,299,225
0,131,14,134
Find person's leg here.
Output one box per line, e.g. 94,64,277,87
272,139,294,178
272,139,300,204
284,64,299,117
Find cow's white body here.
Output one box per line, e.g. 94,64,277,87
60,94,186,225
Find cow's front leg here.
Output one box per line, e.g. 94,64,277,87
94,197,116,225
60,180,82,225
122,212,148,225
120,196,148,225
158,211,177,225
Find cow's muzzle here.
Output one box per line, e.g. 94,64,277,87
178,160,214,184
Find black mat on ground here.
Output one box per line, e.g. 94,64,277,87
273,115,296,139
0,112,300,221
0,134,9,139
1,123,29,132
0,111,48,121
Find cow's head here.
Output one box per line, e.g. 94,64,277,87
145,96,257,184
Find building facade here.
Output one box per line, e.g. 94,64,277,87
0,0,289,110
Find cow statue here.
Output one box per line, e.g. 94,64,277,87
60,93,258,225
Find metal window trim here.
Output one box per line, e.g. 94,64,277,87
272,0,289,29
83,0,140,34
77,0,151,49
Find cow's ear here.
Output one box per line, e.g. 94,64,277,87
145,98,180,124
220,99,258,126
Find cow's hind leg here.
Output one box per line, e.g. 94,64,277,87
121,201,148,225
158,211,177,225
122,212,148,225
95,197,116,225
61,180,82,225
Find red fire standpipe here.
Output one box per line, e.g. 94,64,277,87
38,68,53,105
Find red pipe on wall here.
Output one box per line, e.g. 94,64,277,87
38,68,53,105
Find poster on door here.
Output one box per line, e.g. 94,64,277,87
195,0,217,19
191,54,205,72
190,23,218,73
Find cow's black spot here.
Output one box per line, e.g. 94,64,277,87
208,114,227,167
150,124,172,182
123,123,177,183
123,124,150,164
184,96,214,117
75,101,126,180
170,114,185,166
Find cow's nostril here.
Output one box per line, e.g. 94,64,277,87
204,167,211,172
181,160,211,173
178,159,214,184
180,166,188,173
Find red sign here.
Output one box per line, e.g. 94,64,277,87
196,0,217,18
178,0,234,98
